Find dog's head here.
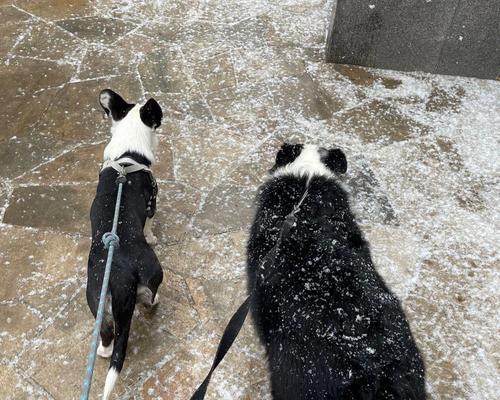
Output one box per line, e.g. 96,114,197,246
270,143,347,178
100,89,163,164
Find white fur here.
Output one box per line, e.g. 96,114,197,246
144,217,157,245
103,104,158,164
97,340,113,358
152,293,160,306
100,92,111,112
103,367,119,400
273,144,334,179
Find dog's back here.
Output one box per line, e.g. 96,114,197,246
247,144,426,400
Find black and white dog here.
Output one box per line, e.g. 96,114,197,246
247,144,426,399
86,89,164,399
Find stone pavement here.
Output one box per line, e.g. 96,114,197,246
0,1,499,399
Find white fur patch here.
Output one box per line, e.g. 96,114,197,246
103,367,119,400
152,293,160,306
144,217,157,245
100,92,111,110
273,144,334,179
103,104,158,164
97,340,113,358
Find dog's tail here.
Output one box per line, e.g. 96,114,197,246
102,277,137,400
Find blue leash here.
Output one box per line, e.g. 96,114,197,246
80,178,124,400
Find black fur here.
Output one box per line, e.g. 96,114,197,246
87,91,163,383
247,146,425,400
99,89,134,121
270,143,303,173
86,153,163,374
140,98,163,129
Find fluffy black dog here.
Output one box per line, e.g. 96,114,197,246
86,89,164,399
247,144,426,400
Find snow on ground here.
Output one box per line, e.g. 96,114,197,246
0,0,499,399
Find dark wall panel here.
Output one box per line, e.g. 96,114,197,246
326,0,500,80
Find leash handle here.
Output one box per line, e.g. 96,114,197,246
190,296,252,400
80,181,124,400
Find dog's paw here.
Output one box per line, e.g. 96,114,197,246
97,340,113,358
145,234,158,246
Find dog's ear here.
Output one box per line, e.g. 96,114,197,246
99,89,134,121
140,98,163,129
324,148,347,174
270,143,303,172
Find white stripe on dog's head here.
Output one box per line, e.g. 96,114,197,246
100,89,162,164
271,143,347,179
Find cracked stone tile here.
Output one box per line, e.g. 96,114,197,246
17,289,180,399
139,18,185,45
367,137,469,225
13,19,83,62
363,225,421,298
426,85,465,112
3,184,95,234
184,275,248,330
0,302,43,361
104,0,202,22
56,16,137,44
225,136,283,187
143,292,198,340
170,123,254,191
36,74,142,141
0,225,88,315
0,23,26,60
0,364,52,399
154,135,175,181
113,32,161,55
332,99,428,144
0,180,10,218
153,181,201,245
0,5,30,24
406,250,499,399
266,3,329,48
141,318,269,400
0,58,74,138
222,15,276,51
191,184,255,236
158,231,247,281
76,45,136,80
205,81,276,126
169,20,229,62
270,73,344,120
18,142,106,185
0,6,31,59
153,92,213,124
139,47,196,96
305,62,368,109
13,0,94,20
232,45,306,86
192,52,237,94
341,155,397,225
0,134,75,179
333,64,403,89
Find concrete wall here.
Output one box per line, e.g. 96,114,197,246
325,0,500,80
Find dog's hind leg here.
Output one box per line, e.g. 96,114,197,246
102,280,137,400
97,314,114,358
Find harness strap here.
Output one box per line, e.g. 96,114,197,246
190,182,310,400
101,157,152,176
101,157,158,218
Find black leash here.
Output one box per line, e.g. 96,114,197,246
190,183,310,400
